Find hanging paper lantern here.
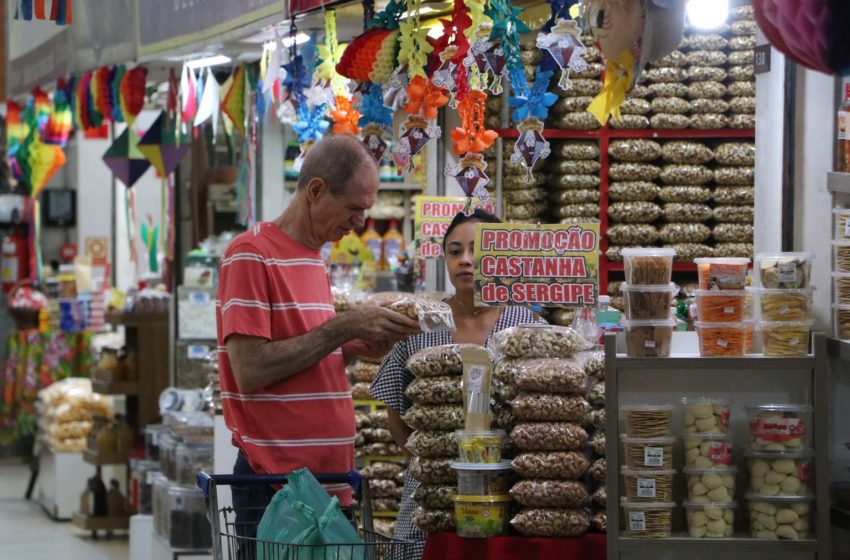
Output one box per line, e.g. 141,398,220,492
93,66,113,122
336,28,400,84
44,90,73,147
180,65,198,124
16,130,66,199
120,66,148,125
74,72,93,130
221,65,247,137
111,65,126,122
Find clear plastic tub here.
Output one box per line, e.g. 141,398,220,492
684,466,737,503
755,252,813,289
684,500,736,538
145,424,165,461
695,257,750,290
453,494,513,537
621,283,678,320
835,304,850,339
129,459,160,514
746,449,813,496
159,432,178,481
451,461,513,495
682,397,730,434
175,442,214,485
623,319,675,357
622,468,676,502
622,404,674,438
684,432,733,468
760,321,812,357
695,321,751,357
167,483,212,549
834,273,850,305
695,290,748,321
456,429,506,464
622,248,676,285
834,208,850,241
746,404,812,452
620,499,675,538
756,288,814,322
835,242,850,273
746,493,814,540
621,435,676,470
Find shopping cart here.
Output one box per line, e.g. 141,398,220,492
197,471,413,560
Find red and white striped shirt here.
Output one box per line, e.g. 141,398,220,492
216,223,355,504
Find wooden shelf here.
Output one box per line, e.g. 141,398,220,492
618,535,818,552
83,448,128,466
71,512,130,531
496,128,755,139
105,311,169,327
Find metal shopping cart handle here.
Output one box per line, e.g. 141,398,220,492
196,470,365,501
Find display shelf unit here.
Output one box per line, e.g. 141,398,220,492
603,333,831,560
71,511,130,532
91,368,140,395
83,448,129,466
495,126,756,292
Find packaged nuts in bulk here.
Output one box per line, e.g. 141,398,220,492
654,50,688,67
747,495,812,540
505,203,546,220
591,511,608,533
510,422,589,451
521,49,542,66
623,469,675,502
589,458,607,483
408,457,456,484
405,430,457,458
611,296,626,310
684,433,733,468
688,33,729,50
630,84,651,98
731,19,757,35
658,185,712,203
658,223,712,243
553,111,601,130
361,462,404,480
488,325,591,359
549,159,601,174
728,81,756,97
714,205,754,223
688,66,728,82
665,243,714,261
608,139,663,162
550,174,601,190
548,308,577,327
553,96,595,115
413,508,455,532
362,428,394,444
550,189,599,205
510,393,590,422
728,64,755,81
747,404,812,452
588,430,606,455
622,436,675,470
485,115,502,129
730,35,757,50
504,175,547,190
563,79,603,97
690,98,730,114
732,4,755,19
358,442,403,457
584,44,602,62
648,82,689,98
556,141,599,160
685,466,737,503
621,98,652,115
352,362,380,383
644,66,689,82
370,479,401,498
504,159,546,175
651,97,690,114
351,382,372,400
729,96,756,114
662,203,713,223
650,113,691,129
504,188,545,204
511,480,589,508
501,358,588,393
729,114,756,129
554,204,600,218
587,408,607,431
387,296,455,332
610,115,651,129
485,96,503,112
413,484,456,509
606,246,625,262
401,404,464,431
575,63,604,79
690,114,730,129
609,181,661,202
609,162,661,181
686,81,727,99
659,165,713,185
576,349,605,379
661,142,714,165
728,50,755,65
404,376,463,405
686,50,728,67
511,508,591,537
406,344,483,377
715,143,756,166
608,202,663,223
588,381,605,406
714,187,755,205
747,450,813,496
372,498,400,511
607,224,660,245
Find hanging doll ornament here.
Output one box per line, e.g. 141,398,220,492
446,153,491,206
536,19,587,91
508,68,558,181
393,117,441,173
464,24,507,94
511,119,551,182
361,123,390,162
445,90,498,204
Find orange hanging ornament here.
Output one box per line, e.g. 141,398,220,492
403,75,449,120
331,96,361,135
450,89,498,156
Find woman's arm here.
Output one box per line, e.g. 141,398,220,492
387,408,414,459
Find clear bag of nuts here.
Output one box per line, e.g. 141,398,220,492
691,114,730,129
644,66,689,83
688,66,728,82
714,187,755,204
550,189,599,205
555,141,599,160
729,114,756,129
510,422,589,451
405,430,458,458
658,223,712,243
729,50,755,65
552,96,595,115
408,457,456,484
662,203,713,223
511,508,591,537
412,507,455,533
609,181,661,202
686,81,727,99
558,79,603,97
690,98,730,114
554,204,600,218
731,19,757,35
401,404,464,431
575,62,605,79
587,430,606,455
504,203,546,220
728,81,756,97
552,112,601,130
715,143,756,166
488,325,592,359
511,450,590,479
659,165,714,185
406,343,484,377
505,358,588,393
686,50,728,67
661,142,714,164
648,82,689,98
664,243,714,261
651,97,690,114
510,480,590,508
714,205,754,223
714,243,753,258
729,65,755,81
548,159,600,174
621,98,652,115
630,84,652,98
729,96,756,114
730,35,757,50
607,224,660,245
608,139,662,162
609,115,651,129
504,188,545,205
510,393,590,422
550,173,601,190
654,50,688,67
412,484,456,509
650,113,690,129
608,202,663,223
689,33,729,50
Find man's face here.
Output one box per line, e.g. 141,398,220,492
311,165,379,243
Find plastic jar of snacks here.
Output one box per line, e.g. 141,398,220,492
695,290,748,322
694,257,750,290
835,304,850,339
834,273,850,305
746,493,813,540
621,283,678,320
682,397,730,434
452,494,513,537
684,500,736,538
622,248,676,285
835,208,850,240
622,319,676,357
746,404,812,452
756,288,814,321
620,500,675,538
622,468,676,502
451,461,513,495
622,404,674,437
746,449,813,496
695,322,751,356
760,321,812,357
754,252,813,289
456,430,506,463
683,432,733,468
835,242,850,273
621,435,675,470
684,466,737,502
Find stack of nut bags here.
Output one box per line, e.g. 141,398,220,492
360,458,405,521
712,142,755,258
681,397,737,538
349,359,378,401
488,325,594,538
726,5,757,130
548,141,601,226
619,405,675,538
581,347,608,533
549,34,602,132
404,344,478,534
745,403,815,540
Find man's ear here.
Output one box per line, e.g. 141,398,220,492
305,177,327,202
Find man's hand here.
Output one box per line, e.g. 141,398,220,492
343,338,395,361
342,305,421,342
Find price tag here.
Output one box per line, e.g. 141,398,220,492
637,478,656,498
778,262,797,283
644,447,664,467
645,340,656,349
723,306,735,315
717,339,729,349
629,511,646,531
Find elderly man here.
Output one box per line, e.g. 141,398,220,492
216,135,420,547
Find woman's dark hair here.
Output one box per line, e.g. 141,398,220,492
442,208,502,251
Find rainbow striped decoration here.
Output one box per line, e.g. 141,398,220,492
13,0,72,24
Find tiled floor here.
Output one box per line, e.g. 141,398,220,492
0,461,129,560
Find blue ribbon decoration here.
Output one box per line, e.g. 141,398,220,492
294,104,330,144
358,84,394,128
509,69,557,122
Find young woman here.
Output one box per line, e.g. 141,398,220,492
369,209,542,558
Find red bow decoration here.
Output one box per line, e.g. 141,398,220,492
331,96,362,135
427,0,473,101
450,90,497,156
403,75,449,120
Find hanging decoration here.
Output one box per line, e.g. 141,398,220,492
180,65,198,126
110,65,126,122
194,67,221,135
445,89,498,204
140,216,160,275
137,111,190,178
316,10,349,97
427,0,473,104
331,96,361,135
221,65,247,137
464,23,507,94
44,88,73,147
102,127,151,188
92,66,113,122
393,75,448,173
119,66,147,126
536,18,586,90
397,0,434,80
358,84,394,162
335,0,405,84
13,0,73,24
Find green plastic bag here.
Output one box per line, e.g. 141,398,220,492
256,468,363,560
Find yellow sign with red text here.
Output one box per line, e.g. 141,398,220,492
414,196,498,259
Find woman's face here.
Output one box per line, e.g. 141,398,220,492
444,221,479,292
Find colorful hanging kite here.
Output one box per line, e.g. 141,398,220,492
13,0,72,24
445,89,498,203
102,127,151,188
137,112,191,177
221,65,247,137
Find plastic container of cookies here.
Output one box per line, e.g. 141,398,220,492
621,404,674,437
682,397,730,434
621,435,676,470
746,404,812,452
746,493,814,540
683,432,734,468
746,449,813,497
621,468,676,502
620,499,675,538
684,466,738,502
684,500,736,538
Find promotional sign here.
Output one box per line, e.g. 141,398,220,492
473,223,600,307
414,196,498,259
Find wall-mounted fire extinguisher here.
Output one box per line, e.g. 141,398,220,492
2,226,31,293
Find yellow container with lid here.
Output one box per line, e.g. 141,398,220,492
452,494,513,538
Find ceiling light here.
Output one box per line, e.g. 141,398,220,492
686,0,729,30
282,33,310,48
186,55,231,70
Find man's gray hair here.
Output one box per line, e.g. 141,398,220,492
297,135,379,195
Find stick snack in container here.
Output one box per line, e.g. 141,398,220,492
695,290,748,322
621,247,676,285
694,321,751,357
756,288,814,322
760,321,812,357
620,500,675,538
461,347,493,431
694,258,750,290
623,319,675,357
620,283,678,320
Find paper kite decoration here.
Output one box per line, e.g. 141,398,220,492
137,112,190,177
14,0,72,24
445,153,490,202
221,65,247,136
102,127,151,188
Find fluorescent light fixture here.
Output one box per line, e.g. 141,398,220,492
282,33,310,48
400,6,437,19
186,55,231,69
686,0,729,30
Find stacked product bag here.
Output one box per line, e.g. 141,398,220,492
405,344,481,533
547,141,601,225
488,325,594,538
692,257,754,356
753,252,815,357
360,458,405,521
712,142,755,259
37,378,113,452
581,348,608,533
745,403,815,540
